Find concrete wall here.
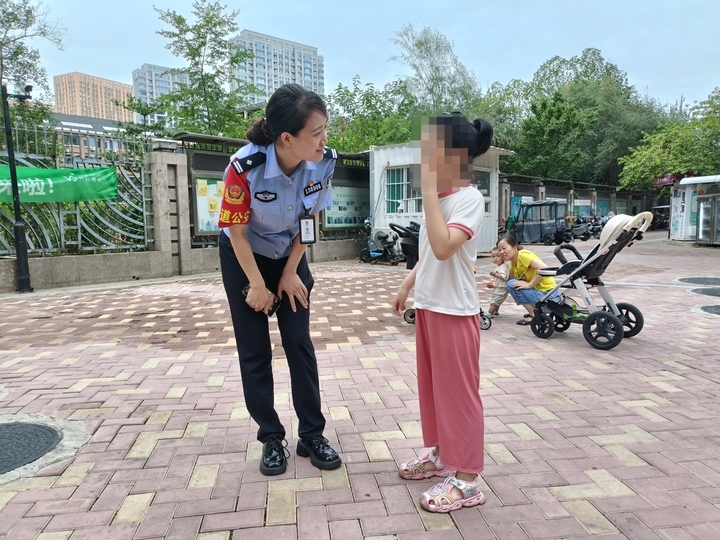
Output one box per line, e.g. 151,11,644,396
0,251,167,293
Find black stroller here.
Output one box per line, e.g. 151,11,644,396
528,212,653,350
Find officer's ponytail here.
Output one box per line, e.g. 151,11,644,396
246,84,328,146
246,118,271,145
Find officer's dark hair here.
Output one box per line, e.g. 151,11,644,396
247,84,328,146
430,111,494,159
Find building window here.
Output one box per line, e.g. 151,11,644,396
386,167,422,214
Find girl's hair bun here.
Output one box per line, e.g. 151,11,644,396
471,118,493,157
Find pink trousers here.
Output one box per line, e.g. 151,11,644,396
415,308,484,473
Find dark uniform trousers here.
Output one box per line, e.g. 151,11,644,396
219,233,326,443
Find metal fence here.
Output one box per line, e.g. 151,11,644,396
0,124,153,256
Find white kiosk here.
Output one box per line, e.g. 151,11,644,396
671,175,720,244
368,143,513,254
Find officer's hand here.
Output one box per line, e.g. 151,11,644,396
246,285,275,313
278,272,308,312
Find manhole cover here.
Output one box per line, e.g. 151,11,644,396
679,277,720,286
701,306,720,316
0,423,62,475
692,288,720,297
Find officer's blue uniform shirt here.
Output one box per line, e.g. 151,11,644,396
218,142,334,259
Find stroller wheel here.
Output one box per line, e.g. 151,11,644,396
583,312,624,350
551,313,571,332
480,315,492,330
531,313,555,339
403,308,416,324
603,302,644,338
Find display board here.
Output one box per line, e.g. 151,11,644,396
324,185,370,229
194,177,224,234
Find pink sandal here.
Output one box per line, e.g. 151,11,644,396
420,474,486,513
399,450,452,480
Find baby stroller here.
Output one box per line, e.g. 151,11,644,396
528,212,653,350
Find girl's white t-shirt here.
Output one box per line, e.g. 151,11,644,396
414,187,485,316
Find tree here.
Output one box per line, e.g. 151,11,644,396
390,24,479,114
618,88,720,192
504,92,587,179
470,79,529,148
564,77,666,184
326,77,417,152
114,96,173,140
0,0,64,96
149,0,257,137
528,48,629,104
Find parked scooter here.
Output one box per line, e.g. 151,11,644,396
358,227,402,265
587,218,604,239
570,216,591,241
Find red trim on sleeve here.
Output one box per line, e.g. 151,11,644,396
448,223,473,240
218,161,251,228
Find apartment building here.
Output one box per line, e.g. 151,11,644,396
230,30,325,104
132,63,189,125
53,72,135,123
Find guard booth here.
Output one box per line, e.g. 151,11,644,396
368,142,513,254
172,132,369,262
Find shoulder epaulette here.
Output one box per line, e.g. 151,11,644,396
323,147,338,160
230,151,267,175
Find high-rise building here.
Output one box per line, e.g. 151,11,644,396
53,72,134,123
132,64,189,125
230,30,325,104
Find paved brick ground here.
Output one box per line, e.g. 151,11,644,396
0,231,719,539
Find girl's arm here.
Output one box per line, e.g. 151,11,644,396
423,192,470,261
392,264,419,316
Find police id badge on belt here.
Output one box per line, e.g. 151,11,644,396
299,214,316,244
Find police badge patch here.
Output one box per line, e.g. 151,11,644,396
255,191,277,202
225,184,244,204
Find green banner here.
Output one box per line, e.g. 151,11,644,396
0,166,118,203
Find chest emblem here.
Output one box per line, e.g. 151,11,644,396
255,191,277,202
303,181,323,197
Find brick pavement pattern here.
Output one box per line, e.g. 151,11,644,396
0,232,719,539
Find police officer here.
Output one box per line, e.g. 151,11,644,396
218,84,341,476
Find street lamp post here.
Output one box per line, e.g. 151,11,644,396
1,84,33,292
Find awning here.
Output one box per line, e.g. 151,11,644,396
679,175,720,185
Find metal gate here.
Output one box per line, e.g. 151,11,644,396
0,123,153,255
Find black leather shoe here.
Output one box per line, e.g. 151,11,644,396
297,436,342,470
260,436,288,476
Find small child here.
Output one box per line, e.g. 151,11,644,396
485,249,509,317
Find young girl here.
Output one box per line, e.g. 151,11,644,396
392,112,493,513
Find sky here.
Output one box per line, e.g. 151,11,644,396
33,0,718,108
